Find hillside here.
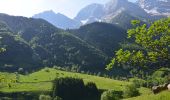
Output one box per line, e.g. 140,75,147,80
126,91,170,100
0,21,41,71
31,31,107,71
69,22,127,57
0,13,59,42
0,68,154,100
0,13,108,72
0,68,130,92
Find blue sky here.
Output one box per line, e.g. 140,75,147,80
0,0,137,18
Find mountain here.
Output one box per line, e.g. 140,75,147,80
0,13,59,42
69,22,127,58
0,21,41,71
74,3,104,25
138,0,170,16
74,0,149,28
104,0,148,19
0,13,107,72
33,10,81,29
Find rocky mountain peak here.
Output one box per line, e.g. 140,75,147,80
138,0,170,16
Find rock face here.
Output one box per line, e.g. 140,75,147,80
74,3,104,25
138,0,170,16
152,86,162,94
74,0,149,25
104,0,147,17
102,0,151,29
168,84,170,91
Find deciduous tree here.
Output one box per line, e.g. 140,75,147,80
107,18,170,76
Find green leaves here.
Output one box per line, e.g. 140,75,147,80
107,18,170,73
131,20,140,26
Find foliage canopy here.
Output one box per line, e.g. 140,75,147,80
107,18,170,75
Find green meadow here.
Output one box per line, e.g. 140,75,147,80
0,68,130,92
1,68,169,100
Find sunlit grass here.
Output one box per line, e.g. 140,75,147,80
0,68,130,92
125,91,170,100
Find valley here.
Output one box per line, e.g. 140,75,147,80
0,0,170,99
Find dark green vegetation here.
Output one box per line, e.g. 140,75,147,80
0,13,131,74
101,90,122,100
0,13,117,72
69,22,126,57
0,21,40,71
52,77,99,100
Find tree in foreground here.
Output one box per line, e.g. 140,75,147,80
107,18,170,77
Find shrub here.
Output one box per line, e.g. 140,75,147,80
85,82,99,97
52,77,100,100
52,77,85,100
123,84,140,98
130,78,146,88
39,95,52,100
101,90,120,100
53,96,62,100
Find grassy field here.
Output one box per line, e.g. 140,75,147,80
2,68,168,100
125,91,170,100
0,68,131,93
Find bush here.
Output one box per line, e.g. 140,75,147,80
53,96,62,100
101,90,120,100
85,82,99,97
52,77,85,100
52,77,99,100
123,84,140,98
130,78,146,88
39,95,52,100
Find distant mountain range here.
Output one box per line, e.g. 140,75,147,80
32,0,170,29
33,10,81,29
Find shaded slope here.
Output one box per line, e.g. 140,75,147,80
0,21,41,71
0,14,108,71
69,22,127,57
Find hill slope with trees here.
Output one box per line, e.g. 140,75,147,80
0,14,108,72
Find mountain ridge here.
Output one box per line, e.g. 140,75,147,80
0,13,109,72
33,10,81,29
